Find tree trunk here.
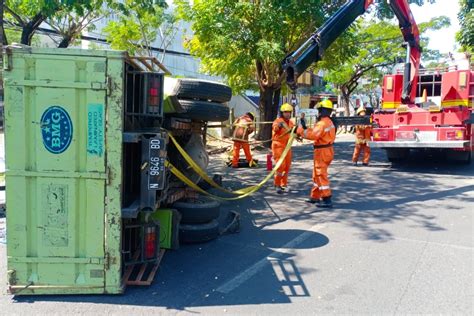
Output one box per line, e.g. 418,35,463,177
340,85,351,116
256,85,280,147
20,14,45,45
58,35,73,48
0,0,6,45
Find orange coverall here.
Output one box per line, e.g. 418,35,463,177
352,125,371,164
297,117,336,199
272,117,295,187
232,115,255,167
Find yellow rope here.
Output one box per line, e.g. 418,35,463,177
166,128,296,201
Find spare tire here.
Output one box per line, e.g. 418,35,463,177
175,79,232,103
179,220,220,244
175,100,230,122
173,196,220,224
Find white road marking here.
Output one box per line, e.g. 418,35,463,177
216,222,327,294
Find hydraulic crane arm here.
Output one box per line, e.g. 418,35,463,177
283,0,421,104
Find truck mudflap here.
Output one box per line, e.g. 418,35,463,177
369,140,470,149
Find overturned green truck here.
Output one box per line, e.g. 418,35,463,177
2,46,231,295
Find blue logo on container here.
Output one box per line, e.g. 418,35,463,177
40,106,73,154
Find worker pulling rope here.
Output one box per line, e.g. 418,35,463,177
166,127,297,201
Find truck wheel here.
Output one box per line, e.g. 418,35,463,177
386,148,409,162
174,79,232,103
174,100,230,122
179,220,220,244
173,196,220,224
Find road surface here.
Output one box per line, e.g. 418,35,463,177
1,134,473,314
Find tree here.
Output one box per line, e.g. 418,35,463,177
103,0,175,60
177,0,437,143
3,0,98,46
457,0,474,51
45,0,108,48
319,16,450,115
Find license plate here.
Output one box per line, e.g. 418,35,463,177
148,138,166,190
416,131,437,142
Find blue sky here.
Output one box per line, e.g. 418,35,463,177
410,0,461,54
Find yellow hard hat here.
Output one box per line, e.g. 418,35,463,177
246,112,256,120
356,106,366,115
280,103,293,112
318,99,333,110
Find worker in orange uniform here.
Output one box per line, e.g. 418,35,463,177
272,103,295,194
352,106,371,166
297,99,336,208
232,112,258,168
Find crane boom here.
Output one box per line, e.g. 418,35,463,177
283,0,421,104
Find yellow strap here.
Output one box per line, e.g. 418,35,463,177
166,128,296,201
168,133,252,195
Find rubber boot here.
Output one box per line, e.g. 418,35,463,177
306,198,320,204
317,196,333,208
249,160,258,168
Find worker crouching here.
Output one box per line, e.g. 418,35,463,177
352,106,371,166
232,112,258,168
272,103,295,194
297,99,336,208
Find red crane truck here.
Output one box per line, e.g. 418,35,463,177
282,0,473,164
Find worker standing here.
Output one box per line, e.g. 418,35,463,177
272,103,295,194
352,106,371,166
297,99,336,208
232,112,257,168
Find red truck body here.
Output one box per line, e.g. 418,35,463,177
371,66,474,162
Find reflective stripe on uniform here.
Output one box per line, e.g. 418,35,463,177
277,172,285,176
324,125,335,132
304,130,308,138
313,182,319,188
320,185,330,190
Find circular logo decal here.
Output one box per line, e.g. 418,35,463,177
40,106,73,154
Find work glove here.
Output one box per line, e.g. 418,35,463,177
296,125,305,137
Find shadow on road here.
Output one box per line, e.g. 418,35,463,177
10,227,328,310
6,140,473,310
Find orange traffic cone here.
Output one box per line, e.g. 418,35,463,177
421,89,428,103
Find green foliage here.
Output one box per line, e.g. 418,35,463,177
103,0,171,56
46,0,108,48
176,0,331,93
4,0,100,45
375,0,436,19
456,0,474,51
176,0,439,94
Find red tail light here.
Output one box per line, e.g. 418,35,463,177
144,226,157,259
148,77,161,107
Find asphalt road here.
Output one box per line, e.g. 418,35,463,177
1,135,473,315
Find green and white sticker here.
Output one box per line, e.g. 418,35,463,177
87,104,104,157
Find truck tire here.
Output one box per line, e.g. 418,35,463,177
174,79,232,103
174,100,230,122
179,220,220,244
173,196,220,224
386,148,409,162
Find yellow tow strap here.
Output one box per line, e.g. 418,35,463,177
169,133,252,195
166,128,296,201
